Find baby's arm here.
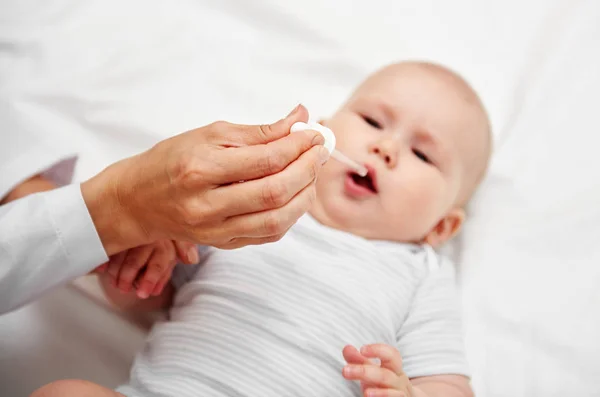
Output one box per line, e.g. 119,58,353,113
411,375,473,397
342,344,473,397
342,255,473,396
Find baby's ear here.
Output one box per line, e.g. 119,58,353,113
424,208,465,247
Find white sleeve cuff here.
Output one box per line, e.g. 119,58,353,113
0,184,108,313
45,184,109,274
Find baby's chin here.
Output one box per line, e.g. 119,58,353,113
308,199,420,243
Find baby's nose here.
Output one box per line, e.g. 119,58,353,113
371,139,399,168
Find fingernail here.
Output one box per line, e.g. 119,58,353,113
360,346,369,354
310,131,325,146
188,247,199,263
286,103,301,118
137,290,149,299
319,146,331,164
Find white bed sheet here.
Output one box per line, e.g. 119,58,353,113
1,0,599,396
458,1,600,394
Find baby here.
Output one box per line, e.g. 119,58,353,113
34,61,491,397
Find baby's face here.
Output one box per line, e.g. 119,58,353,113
310,63,489,245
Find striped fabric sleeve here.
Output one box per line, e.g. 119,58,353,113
396,256,470,379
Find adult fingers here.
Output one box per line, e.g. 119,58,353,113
173,240,199,264
210,128,325,185
227,104,309,146
360,344,404,375
136,241,177,299
206,144,326,217
212,180,316,241
214,231,288,250
117,245,155,293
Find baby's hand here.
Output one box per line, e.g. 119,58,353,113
96,239,199,299
342,344,414,397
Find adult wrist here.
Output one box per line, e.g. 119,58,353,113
81,157,148,256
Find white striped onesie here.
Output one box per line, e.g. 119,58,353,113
117,215,468,396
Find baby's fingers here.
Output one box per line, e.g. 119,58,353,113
90,263,108,275
343,365,399,389
136,241,177,299
151,266,173,297
360,344,404,375
363,388,406,397
343,345,381,393
106,251,127,285
117,245,155,293
343,345,374,365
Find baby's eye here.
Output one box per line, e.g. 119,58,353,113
362,115,383,130
412,148,432,164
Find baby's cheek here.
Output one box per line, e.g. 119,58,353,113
406,176,446,226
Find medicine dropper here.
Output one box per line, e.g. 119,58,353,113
290,122,368,177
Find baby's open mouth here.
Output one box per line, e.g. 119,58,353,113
350,171,377,193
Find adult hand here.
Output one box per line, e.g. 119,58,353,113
82,105,328,255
